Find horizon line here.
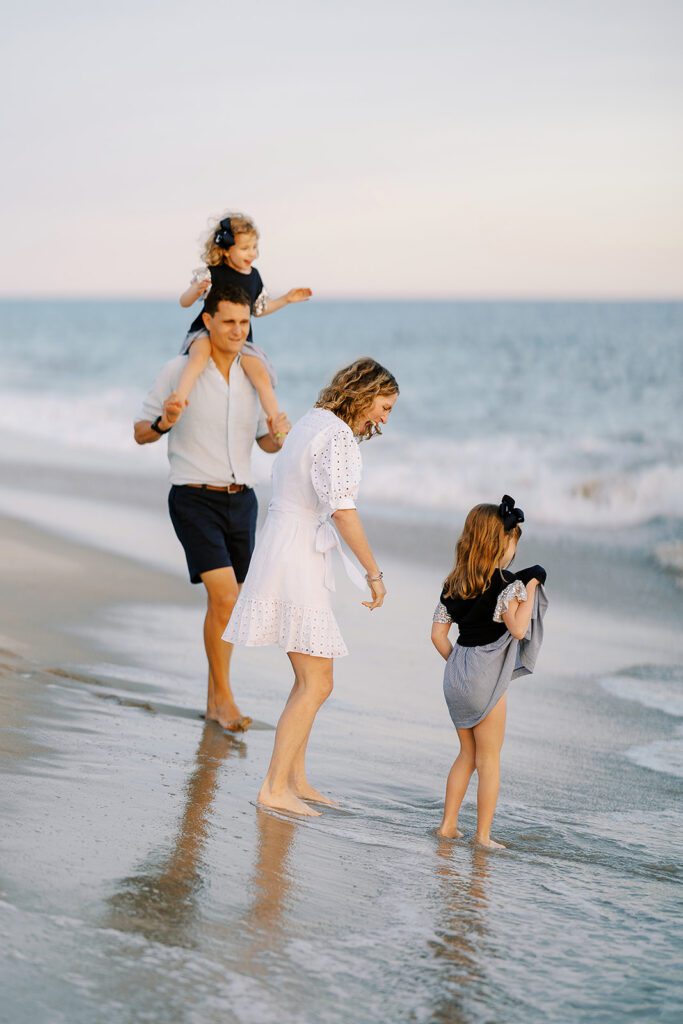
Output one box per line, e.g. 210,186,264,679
0,292,682,303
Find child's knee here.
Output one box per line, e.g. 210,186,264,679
475,750,499,774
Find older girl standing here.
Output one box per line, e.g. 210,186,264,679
224,358,399,816
431,498,548,848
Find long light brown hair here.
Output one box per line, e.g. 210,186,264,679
315,357,399,440
200,211,259,267
443,504,522,600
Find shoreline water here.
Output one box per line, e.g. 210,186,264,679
1,296,682,1020
1,472,682,1021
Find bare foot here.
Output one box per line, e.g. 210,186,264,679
293,781,337,806
474,835,506,849
437,825,464,839
257,784,321,817
206,705,251,732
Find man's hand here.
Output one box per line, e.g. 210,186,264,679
268,412,291,448
285,288,313,304
162,391,187,429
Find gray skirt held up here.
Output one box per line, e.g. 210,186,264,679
443,585,548,729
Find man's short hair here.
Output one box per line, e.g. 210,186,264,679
204,285,251,317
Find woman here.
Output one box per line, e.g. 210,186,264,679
223,357,399,816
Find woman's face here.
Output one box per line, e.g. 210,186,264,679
354,392,398,435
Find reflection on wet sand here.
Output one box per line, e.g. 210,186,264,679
105,723,245,947
238,808,299,973
427,840,492,1024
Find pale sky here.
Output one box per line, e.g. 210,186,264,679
2,0,682,298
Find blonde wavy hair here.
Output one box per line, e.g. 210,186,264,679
315,357,399,440
201,211,259,267
443,504,522,600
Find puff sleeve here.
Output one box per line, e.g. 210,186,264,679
311,427,362,513
432,601,453,624
253,286,270,317
492,579,528,622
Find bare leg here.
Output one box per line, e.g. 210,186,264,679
201,569,251,732
473,695,507,849
437,727,475,838
257,653,334,816
176,334,211,405
275,662,335,805
240,354,280,424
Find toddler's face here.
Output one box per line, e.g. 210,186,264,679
227,232,259,272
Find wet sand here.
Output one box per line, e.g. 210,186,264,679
1,503,682,1023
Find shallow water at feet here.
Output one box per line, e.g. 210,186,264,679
1,598,681,1024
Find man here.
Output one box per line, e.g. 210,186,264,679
134,285,290,732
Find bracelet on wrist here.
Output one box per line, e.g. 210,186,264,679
366,571,383,582
151,415,171,435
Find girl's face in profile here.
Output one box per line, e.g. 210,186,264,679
227,233,259,272
501,534,517,568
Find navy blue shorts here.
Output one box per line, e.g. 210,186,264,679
168,485,257,584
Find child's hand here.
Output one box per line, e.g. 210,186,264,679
285,288,313,304
162,391,187,427
268,412,291,447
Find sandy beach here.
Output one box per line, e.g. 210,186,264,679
1,456,681,1023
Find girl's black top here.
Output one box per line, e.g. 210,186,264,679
438,566,544,647
188,264,265,343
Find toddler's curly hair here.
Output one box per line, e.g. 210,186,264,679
201,211,259,267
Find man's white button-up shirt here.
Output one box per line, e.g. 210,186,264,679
137,354,269,486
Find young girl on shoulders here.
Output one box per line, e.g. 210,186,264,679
431,496,548,849
176,211,312,432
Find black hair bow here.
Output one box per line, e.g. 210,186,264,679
214,217,235,250
499,494,525,531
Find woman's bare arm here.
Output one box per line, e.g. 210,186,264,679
331,508,385,610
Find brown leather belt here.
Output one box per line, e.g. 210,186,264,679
185,483,247,493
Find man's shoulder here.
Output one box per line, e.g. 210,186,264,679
164,354,188,373
154,354,187,383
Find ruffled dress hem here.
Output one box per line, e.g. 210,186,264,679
223,596,348,659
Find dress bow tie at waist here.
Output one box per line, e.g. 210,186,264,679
268,500,367,593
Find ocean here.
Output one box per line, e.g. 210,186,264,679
1,298,682,530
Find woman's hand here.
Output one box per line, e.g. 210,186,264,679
362,576,386,611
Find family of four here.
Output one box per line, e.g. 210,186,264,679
134,212,547,848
